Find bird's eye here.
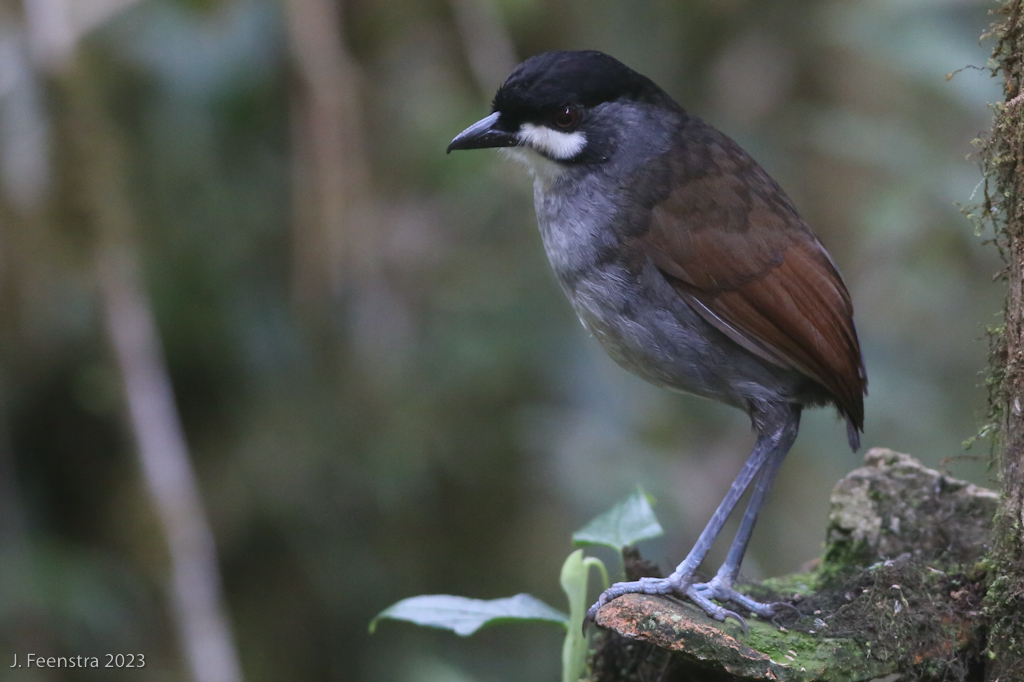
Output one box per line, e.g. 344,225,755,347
551,107,580,129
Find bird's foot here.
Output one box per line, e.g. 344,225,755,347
690,574,796,620
585,575,748,634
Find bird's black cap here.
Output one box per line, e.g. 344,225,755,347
447,51,678,155
491,50,673,121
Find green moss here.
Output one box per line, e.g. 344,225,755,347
819,540,872,584
758,571,818,598
982,532,1024,676
867,487,888,502
742,622,866,678
591,549,987,680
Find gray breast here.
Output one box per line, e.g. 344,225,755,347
532,172,808,410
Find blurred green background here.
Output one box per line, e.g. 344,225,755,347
0,0,1004,680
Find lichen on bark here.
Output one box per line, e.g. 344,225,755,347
974,0,1024,678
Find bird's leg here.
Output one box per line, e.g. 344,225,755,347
688,437,791,617
689,407,800,618
585,410,799,625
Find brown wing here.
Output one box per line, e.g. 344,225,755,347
634,126,866,431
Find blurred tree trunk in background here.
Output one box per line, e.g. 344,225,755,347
446,0,517,97
283,0,373,319
983,0,1024,677
24,0,246,677
57,66,244,682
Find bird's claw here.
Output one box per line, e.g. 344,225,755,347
685,584,748,635
583,599,606,631
690,576,784,619
585,574,755,635
584,572,799,637
584,576,670,628
770,600,800,615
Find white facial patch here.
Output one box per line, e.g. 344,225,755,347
517,123,586,160
499,146,566,186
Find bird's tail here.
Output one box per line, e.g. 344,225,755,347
846,417,861,452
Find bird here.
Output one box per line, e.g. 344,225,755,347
447,50,866,627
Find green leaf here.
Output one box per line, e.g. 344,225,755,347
572,487,663,550
369,594,568,636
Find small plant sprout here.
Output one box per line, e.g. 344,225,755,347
370,487,663,682
559,549,608,681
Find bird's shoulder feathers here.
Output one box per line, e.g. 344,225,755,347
630,118,866,432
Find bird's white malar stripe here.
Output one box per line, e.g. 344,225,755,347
517,123,586,160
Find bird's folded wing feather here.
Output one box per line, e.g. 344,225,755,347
634,141,865,426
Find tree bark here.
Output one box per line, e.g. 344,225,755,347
981,0,1024,677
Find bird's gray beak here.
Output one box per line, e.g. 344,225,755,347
447,112,516,153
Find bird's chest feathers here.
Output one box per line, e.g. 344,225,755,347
530,177,658,352
532,179,622,281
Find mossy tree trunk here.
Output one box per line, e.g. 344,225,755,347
982,0,1024,677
